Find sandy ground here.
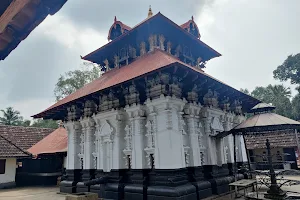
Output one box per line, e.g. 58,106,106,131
0,186,66,200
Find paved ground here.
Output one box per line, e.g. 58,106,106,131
0,186,65,200
1,176,300,200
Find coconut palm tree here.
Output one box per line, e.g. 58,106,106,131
0,107,23,125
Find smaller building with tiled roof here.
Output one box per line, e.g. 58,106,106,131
0,125,54,189
28,127,67,156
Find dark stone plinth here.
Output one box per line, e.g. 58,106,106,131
147,168,197,200
0,181,16,189
77,169,96,193
187,167,212,199
60,169,82,194
203,165,234,195
124,169,150,200
90,170,106,198
103,169,129,200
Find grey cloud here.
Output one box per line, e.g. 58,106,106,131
0,34,81,102
60,0,215,34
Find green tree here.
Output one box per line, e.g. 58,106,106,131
250,84,293,118
21,120,31,127
31,119,59,129
0,107,23,125
291,93,300,120
240,88,250,95
54,63,101,101
273,53,300,91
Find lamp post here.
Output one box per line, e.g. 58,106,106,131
264,139,287,199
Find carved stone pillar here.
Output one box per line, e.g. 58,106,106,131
125,104,146,169
93,109,125,172
184,102,202,167
65,121,82,170
77,117,96,192
145,95,187,169
60,120,82,193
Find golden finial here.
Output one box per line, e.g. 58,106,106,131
148,5,153,18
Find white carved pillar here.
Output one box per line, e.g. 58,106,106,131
184,103,202,167
145,95,187,169
65,121,82,169
80,117,96,169
202,107,225,166
93,110,125,172
233,115,247,162
125,104,146,169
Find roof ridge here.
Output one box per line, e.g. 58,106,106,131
0,133,31,156
0,124,55,130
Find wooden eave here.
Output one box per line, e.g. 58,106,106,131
0,0,67,60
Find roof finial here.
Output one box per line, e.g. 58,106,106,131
148,5,153,18
114,16,117,22
192,16,194,21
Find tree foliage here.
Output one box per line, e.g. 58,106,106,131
273,53,300,90
248,85,293,119
54,63,101,101
291,94,300,120
31,119,58,129
0,107,24,125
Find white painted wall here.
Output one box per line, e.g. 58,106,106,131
0,158,16,184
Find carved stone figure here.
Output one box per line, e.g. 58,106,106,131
114,55,120,69
175,45,182,57
232,100,243,115
167,41,172,54
187,84,199,103
221,97,230,111
103,59,110,71
148,35,155,52
67,105,81,121
83,100,96,117
159,34,165,50
129,45,137,58
196,57,202,68
140,42,146,56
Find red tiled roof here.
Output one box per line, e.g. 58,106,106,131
0,125,54,151
33,49,259,119
107,18,132,40
0,134,30,158
28,127,67,156
180,19,200,38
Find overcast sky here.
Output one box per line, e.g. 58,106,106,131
0,0,299,120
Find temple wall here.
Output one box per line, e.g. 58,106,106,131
64,94,247,171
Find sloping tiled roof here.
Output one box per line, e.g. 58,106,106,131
28,127,67,156
33,49,259,119
245,130,299,149
0,134,30,158
233,112,300,132
0,125,54,151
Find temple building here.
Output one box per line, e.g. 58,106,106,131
33,8,260,200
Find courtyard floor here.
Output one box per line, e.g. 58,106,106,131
1,175,300,200
0,186,65,200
